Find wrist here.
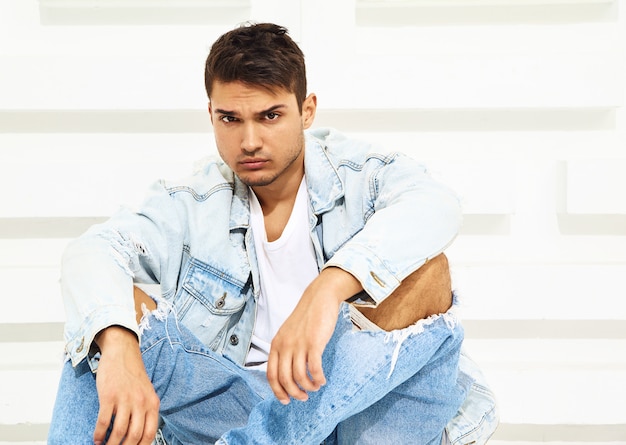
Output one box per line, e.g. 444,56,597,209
94,325,139,351
318,267,363,303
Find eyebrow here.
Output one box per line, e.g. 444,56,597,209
214,104,288,118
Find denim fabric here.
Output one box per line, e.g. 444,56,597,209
50,302,473,444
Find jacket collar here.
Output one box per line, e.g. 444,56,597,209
229,176,250,231
304,130,344,215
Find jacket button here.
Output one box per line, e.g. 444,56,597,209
216,293,226,309
229,334,239,346
76,337,85,353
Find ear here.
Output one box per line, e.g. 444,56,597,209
301,93,317,130
208,102,213,125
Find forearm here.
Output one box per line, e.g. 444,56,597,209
61,234,138,367
313,266,363,304
267,267,362,404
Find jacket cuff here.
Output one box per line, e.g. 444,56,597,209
324,244,403,305
64,305,139,370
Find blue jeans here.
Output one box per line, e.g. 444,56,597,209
49,303,470,444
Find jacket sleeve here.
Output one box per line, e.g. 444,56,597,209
324,153,462,306
61,180,186,367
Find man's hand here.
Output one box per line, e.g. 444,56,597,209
266,267,362,404
93,326,160,445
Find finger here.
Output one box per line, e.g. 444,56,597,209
306,349,326,390
107,408,130,445
278,351,308,402
124,410,146,445
267,350,290,404
292,350,317,393
93,403,114,445
140,406,160,445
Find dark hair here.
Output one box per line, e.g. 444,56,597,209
204,23,307,111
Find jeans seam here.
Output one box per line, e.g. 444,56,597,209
450,403,498,445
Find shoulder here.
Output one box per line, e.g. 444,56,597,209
305,127,409,171
158,155,235,200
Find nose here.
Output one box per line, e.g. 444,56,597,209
241,122,262,154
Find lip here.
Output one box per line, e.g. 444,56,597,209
239,158,268,170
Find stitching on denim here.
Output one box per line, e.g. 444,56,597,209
451,403,498,445
166,182,233,201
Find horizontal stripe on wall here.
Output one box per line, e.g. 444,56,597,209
356,1,618,26
0,108,616,133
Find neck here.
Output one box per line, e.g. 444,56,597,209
251,146,305,210
252,170,303,215
252,171,304,243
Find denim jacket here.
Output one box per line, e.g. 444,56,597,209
61,127,463,366
60,128,497,441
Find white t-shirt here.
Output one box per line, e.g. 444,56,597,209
245,178,319,369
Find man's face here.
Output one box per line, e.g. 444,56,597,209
209,81,316,190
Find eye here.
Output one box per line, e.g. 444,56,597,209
265,112,280,120
220,115,238,123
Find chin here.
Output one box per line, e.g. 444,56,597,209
239,174,276,187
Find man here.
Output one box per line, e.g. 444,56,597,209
49,23,497,444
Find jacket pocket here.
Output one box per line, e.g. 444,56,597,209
176,257,247,351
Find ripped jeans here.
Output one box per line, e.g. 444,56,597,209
49,302,470,445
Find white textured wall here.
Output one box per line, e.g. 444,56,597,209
1,0,625,443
